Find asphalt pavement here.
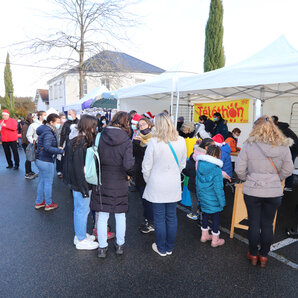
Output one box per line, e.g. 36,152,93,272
0,146,297,298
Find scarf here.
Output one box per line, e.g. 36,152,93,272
139,132,153,147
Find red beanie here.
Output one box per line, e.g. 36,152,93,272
2,109,9,116
212,134,225,144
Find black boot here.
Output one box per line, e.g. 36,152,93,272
97,246,108,258
114,242,124,255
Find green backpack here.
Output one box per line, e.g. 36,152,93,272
84,133,101,185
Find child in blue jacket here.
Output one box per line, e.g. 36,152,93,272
196,145,226,247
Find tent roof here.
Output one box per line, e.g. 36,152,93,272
118,36,298,103
117,71,196,101
177,35,298,102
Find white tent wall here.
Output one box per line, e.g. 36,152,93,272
118,97,172,115
263,97,298,134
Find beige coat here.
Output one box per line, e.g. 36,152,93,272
235,137,294,197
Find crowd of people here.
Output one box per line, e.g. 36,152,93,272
0,107,297,267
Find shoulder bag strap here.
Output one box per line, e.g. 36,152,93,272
256,143,278,174
168,142,179,167
95,132,101,148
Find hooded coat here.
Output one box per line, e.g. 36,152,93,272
90,126,134,213
235,137,294,197
36,125,64,163
196,155,226,214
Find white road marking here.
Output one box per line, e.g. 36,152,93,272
177,204,298,270
270,238,298,251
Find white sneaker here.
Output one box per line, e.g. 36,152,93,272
76,238,99,250
152,243,167,257
73,233,96,245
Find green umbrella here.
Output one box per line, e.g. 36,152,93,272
90,98,117,109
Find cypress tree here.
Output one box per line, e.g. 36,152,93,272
4,52,14,110
204,0,225,72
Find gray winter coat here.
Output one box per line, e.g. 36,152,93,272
235,137,294,197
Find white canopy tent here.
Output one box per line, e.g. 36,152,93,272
118,71,197,115
177,35,298,106
118,36,298,117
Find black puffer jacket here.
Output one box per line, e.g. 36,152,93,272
91,126,134,213
133,139,146,188
277,122,298,155
63,136,91,198
182,153,196,193
60,118,79,146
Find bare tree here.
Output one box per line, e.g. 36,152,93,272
29,0,137,98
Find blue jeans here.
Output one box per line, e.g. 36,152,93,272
35,159,54,205
152,202,177,254
97,212,126,248
202,212,220,233
137,186,154,223
244,195,282,257
73,191,90,241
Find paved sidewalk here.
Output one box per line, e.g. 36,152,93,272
0,147,297,297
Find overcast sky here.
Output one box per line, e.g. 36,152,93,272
1,0,298,97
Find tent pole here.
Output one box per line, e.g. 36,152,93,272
170,77,176,117
175,88,180,129
260,87,265,115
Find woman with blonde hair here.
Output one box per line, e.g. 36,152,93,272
235,115,294,267
142,113,187,256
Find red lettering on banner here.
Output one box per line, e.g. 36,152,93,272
222,105,229,118
197,106,203,115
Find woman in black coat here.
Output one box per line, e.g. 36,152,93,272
91,111,134,258
63,115,99,251
133,117,154,233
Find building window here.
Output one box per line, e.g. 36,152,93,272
101,78,110,90
84,79,88,95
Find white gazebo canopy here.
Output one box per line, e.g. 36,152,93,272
118,36,298,111
177,35,298,103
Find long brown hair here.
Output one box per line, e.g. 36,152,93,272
74,114,98,150
109,111,131,136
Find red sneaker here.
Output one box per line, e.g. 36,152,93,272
44,202,58,211
35,201,45,209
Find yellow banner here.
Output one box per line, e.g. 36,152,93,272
194,99,249,123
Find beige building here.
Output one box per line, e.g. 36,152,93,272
47,51,165,111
